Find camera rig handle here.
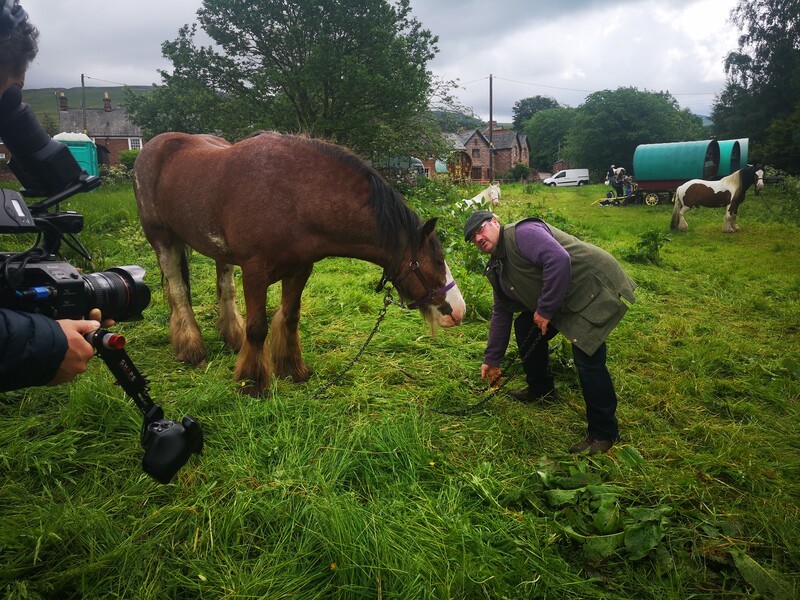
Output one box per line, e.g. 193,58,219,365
85,329,203,483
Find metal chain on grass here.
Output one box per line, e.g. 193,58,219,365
307,285,545,416
755,190,791,226
432,328,543,416
310,287,397,400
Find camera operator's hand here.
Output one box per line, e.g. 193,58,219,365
48,318,101,386
88,308,114,329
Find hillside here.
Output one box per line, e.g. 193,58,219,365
16,86,153,130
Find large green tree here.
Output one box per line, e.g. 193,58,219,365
511,95,561,131
522,107,575,171
125,0,446,160
562,87,707,179
712,0,800,172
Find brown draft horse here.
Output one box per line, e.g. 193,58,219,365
671,164,765,233
133,132,466,395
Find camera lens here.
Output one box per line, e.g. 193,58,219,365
82,265,151,321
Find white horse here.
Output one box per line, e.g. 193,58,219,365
459,183,501,208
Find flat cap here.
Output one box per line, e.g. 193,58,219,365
463,210,495,242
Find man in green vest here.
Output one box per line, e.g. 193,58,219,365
464,211,636,455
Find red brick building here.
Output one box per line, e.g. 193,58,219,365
461,123,530,181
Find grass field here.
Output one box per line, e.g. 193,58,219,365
1,178,798,599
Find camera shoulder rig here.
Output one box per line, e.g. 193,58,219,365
85,329,203,484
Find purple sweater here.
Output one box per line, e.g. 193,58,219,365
484,221,571,366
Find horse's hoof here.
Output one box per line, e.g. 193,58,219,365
291,367,313,383
236,381,266,397
274,360,312,382
175,349,208,366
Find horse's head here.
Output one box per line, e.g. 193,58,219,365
754,164,765,191
390,218,465,330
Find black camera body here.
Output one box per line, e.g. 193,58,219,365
1,179,152,321
142,417,204,484
0,80,202,484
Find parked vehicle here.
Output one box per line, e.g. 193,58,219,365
543,168,589,187
630,139,721,205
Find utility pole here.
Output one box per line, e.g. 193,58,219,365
81,73,87,134
489,73,493,182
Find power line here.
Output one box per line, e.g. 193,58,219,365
473,74,719,98
82,74,151,87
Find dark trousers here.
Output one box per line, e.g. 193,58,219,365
514,312,619,441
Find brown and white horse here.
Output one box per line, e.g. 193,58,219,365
670,164,764,233
133,131,466,395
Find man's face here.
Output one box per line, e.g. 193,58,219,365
471,217,501,254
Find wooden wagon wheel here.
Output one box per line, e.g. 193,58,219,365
644,193,660,206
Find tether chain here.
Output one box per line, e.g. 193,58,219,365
310,288,397,400
432,327,543,416
307,285,545,416
756,190,790,226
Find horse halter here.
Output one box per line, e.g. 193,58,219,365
390,260,456,311
377,246,455,312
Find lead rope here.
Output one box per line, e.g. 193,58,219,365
310,287,397,400
432,327,543,416
307,285,544,415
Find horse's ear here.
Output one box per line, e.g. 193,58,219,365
421,218,438,239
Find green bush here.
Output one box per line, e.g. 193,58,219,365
99,164,131,186
118,149,140,170
506,163,531,182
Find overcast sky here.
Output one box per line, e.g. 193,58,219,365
20,0,740,120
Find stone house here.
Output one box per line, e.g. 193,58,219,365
57,91,144,167
461,122,530,181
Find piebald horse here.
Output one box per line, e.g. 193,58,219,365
134,132,466,395
670,164,764,233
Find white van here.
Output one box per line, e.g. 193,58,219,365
543,168,589,187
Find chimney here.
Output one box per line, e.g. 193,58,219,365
103,91,112,112
58,91,68,111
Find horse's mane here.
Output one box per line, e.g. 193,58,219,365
721,164,760,189
304,137,423,253
721,168,743,188
244,131,423,254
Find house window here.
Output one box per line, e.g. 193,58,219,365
128,138,142,150
472,149,480,158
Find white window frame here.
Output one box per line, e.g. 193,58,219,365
128,138,143,150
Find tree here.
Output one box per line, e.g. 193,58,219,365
125,0,446,161
761,104,800,172
712,0,800,172
511,95,561,131
430,110,483,133
523,107,575,171
562,87,707,179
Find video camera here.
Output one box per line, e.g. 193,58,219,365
0,82,202,483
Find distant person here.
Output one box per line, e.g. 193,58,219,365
463,210,637,455
608,165,625,198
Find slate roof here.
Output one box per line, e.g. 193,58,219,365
59,107,142,138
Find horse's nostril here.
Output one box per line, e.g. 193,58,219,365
439,302,453,316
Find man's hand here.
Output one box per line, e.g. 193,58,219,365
533,311,550,335
88,308,114,328
48,318,101,385
480,363,502,387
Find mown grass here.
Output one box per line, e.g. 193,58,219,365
1,179,798,599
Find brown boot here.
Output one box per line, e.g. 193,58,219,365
569,437,614,455
508,387,558,404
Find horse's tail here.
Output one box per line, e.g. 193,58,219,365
670,190,683,230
